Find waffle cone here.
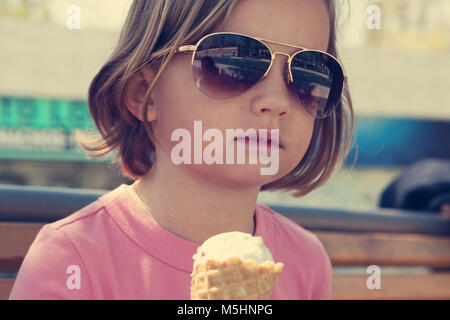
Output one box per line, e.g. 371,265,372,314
191,256,284,300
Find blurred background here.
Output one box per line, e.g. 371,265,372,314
1,0,449,211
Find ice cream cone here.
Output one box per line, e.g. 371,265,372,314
190,232,284,300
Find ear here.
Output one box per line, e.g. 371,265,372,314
124,65,158,122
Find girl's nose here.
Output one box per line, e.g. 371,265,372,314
249,55,291,120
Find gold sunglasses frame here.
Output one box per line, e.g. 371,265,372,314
177,31,347,116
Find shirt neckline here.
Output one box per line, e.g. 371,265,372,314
99,184,264,274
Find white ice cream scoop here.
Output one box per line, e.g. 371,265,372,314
192,231,275,271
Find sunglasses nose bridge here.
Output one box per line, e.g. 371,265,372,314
270,51,293,83
272,51,291,59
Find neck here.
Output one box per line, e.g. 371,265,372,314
133,158,260,244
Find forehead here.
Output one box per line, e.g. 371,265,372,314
214,0,330,54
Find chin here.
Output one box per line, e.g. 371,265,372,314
215,163,284,189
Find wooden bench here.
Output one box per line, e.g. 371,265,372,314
2,222,449,299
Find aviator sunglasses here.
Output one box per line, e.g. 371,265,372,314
177,32,347,118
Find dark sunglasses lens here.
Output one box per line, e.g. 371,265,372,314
193,34,271,99
290,51,344,117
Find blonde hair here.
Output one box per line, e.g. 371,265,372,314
78,0,354,197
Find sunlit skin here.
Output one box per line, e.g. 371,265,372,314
124,0,330,244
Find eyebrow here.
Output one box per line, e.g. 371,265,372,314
257,38,309,57
177,31,332,62
176,32,309,56
220,30,310,51
257,36,308,51
248,33,328,55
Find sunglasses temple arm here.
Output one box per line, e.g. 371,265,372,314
177,45,196,53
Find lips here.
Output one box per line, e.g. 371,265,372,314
234,132,282,149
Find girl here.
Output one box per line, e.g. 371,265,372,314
10,0,353,299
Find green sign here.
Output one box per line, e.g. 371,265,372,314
0,97,95,130
0,96,107,162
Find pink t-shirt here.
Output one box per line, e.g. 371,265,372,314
9,184,332,300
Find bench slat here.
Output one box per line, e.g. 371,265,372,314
2,224,450,300
315,231,450,267
3,273,450,300
0,223,43,272
0,278,15,300
2,223,450,273
332,272,450,300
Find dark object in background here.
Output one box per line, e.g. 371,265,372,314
380,159,450,213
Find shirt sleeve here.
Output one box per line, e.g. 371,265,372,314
9,224,94,300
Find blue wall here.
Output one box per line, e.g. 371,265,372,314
346,117,450,167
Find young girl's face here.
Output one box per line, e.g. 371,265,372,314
148,0,330,188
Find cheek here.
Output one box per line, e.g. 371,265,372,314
286,111,315,164
151,59,203,145
152,57,241,142
288,88,316,139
